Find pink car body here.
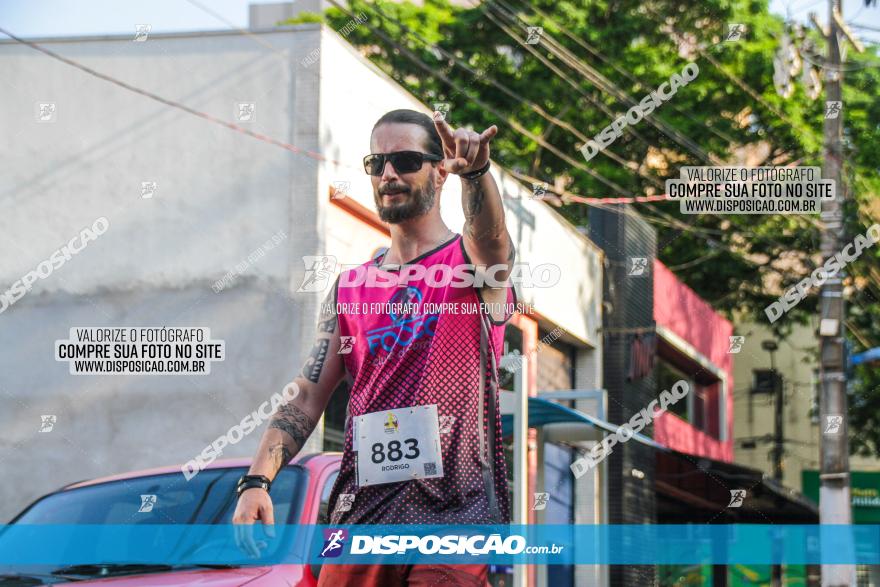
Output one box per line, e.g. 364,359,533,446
13,453,342,586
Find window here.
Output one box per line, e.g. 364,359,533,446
13,467,306,526
316,471,339,525
656,359,692,422
655,355,722,439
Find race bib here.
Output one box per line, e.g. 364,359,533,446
355,404,444,487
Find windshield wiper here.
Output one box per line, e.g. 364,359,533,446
0,572,82,584
50,564,173,578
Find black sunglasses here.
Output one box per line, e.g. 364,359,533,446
363,151,443,176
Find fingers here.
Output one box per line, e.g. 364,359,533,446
433,116,456,157
232,494,272,559
433,117,497,174
262,503,276,539
235,519,261,559
466,132,480,166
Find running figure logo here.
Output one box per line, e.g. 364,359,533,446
526,27,543,44
727,490,746,508
338,336,355,355
628,257,649,276
531,182,548,200
320,529,348,558
336,493,355,512
37,103,57,122
39,415,56,433
532,492,549,511
825,101,842,119
298,256,337,292
728,336,745,354
725,24,746,41
138,494,157,513
439,415,455,434
824,415,843,435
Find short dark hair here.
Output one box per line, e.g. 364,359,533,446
371,109,444,158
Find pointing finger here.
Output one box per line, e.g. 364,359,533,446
433,116,456,155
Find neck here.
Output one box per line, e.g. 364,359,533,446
385,214,452,265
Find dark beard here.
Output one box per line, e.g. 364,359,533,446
376,180,435,224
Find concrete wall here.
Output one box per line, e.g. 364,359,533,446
732,320,880,491
0,26,325,522
732,321,819,490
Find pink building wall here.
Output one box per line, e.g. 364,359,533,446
652,260,734,462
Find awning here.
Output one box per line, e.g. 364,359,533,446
500,396,667,450
656,449,819,523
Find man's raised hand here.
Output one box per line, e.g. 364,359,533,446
433,114,497,176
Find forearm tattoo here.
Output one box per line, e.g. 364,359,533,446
463,180,486,236
269,402,317,450
300,292,337,383
268,441,294,471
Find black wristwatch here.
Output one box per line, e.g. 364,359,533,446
460,161,491,181
236,474,272,497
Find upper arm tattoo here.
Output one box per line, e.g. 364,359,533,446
300,289,338,384
269,402,317,450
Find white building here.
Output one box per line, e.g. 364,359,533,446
0,5,606,583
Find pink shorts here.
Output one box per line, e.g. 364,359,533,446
315,563,489,587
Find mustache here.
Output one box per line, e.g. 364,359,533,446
378,183,411,195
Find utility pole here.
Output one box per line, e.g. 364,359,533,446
761,340,784,482
762,340,783,587
815,0,862,585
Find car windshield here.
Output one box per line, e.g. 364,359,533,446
12,467,305,525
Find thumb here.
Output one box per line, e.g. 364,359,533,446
441,157,469,174
261,503,276,538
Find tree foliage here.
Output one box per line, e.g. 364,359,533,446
286,0,880,455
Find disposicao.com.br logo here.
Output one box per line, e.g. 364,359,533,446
327,532,563,556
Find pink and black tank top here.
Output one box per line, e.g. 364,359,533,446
327,234,514,525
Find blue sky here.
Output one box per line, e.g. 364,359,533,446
0,0,877,42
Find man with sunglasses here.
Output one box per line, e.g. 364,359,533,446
233,109,515,586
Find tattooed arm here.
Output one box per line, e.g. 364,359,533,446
433,115,514,320
245,287,346,481
233,286,346,553
461,173,515,275
432,116,514,281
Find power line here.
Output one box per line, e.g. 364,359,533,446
638,4,822,143
501,0,742,147
362,0,666,189
473,0,811,255
483,0,718,165
324,0,634,196
475,1,824,251
0,26,352,171
459,2,826,265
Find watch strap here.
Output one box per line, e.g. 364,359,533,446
460,161,491,181
236,474,271,496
